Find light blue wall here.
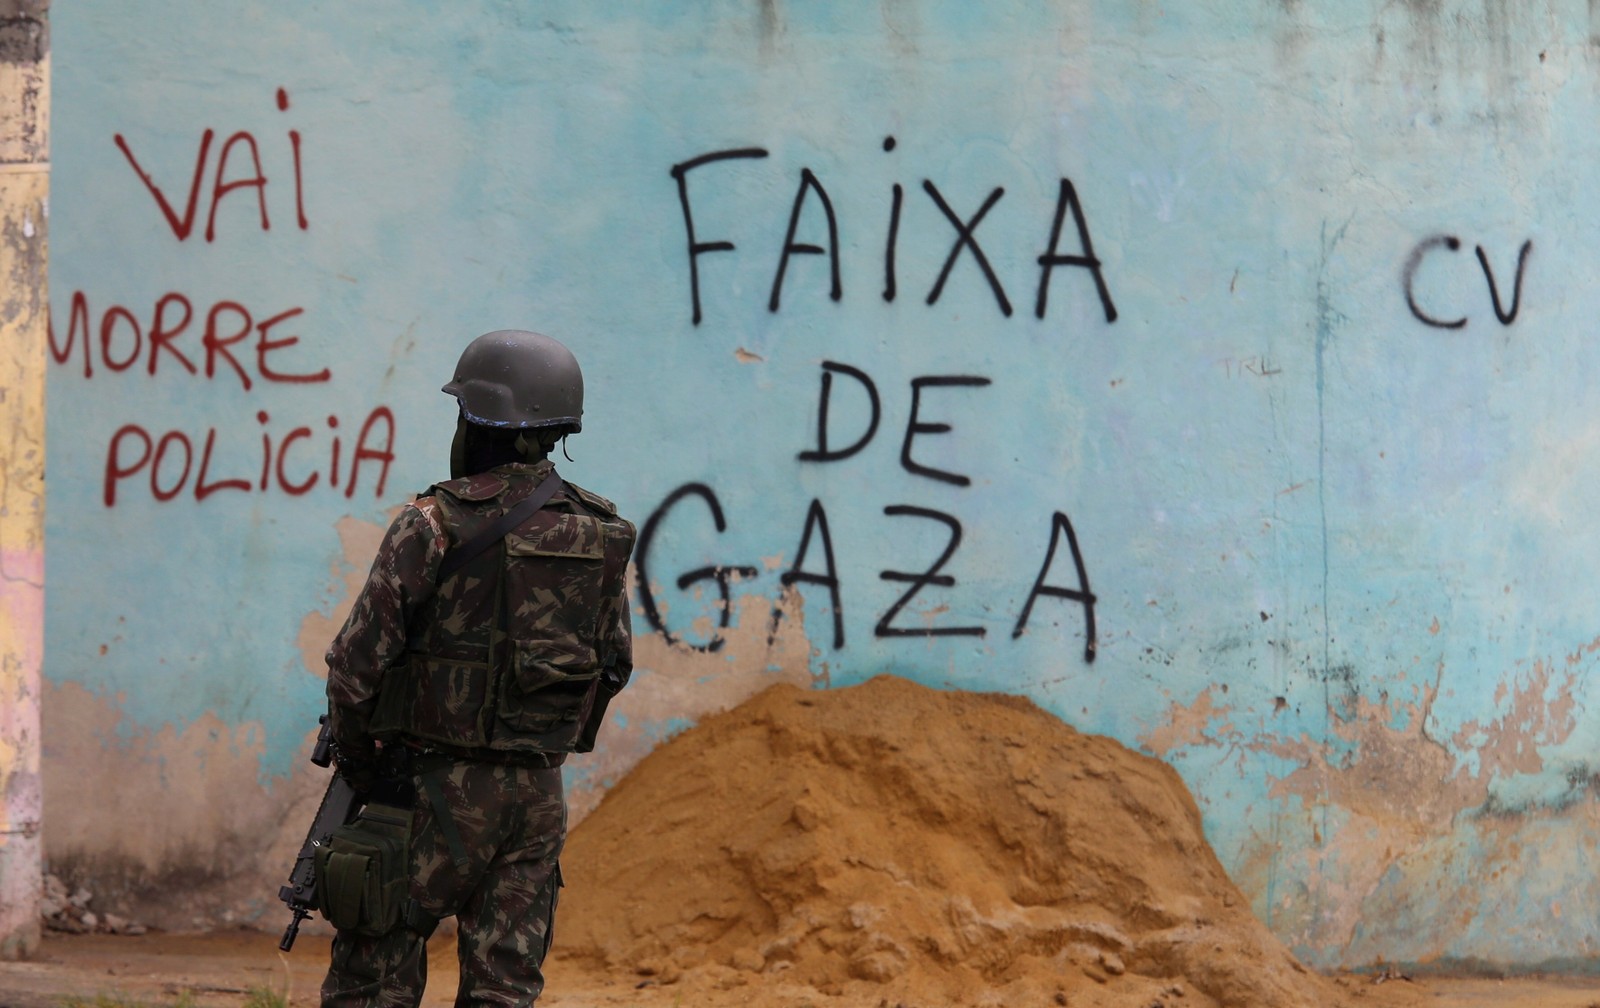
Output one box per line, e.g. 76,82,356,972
45,1,1600,967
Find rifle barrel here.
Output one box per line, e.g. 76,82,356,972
280,909,307,951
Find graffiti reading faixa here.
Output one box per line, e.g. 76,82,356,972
669,140,1119,326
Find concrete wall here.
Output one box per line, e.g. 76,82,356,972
40,1,1600,969
0,0,46,961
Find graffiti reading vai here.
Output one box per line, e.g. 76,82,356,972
113,86,308,242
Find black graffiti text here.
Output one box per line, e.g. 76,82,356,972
636,358,1097,660
798,360,992,487
1403,234,1533,329
634,483,1097,661
670,141,1118,326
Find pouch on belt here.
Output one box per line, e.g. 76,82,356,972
314,801,412,936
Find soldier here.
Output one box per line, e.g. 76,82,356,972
318,330,635,1007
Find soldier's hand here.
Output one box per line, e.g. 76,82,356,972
335,755,379,794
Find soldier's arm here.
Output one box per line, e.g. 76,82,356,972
601,515,637,693
601,562,634,691
325,499,448,772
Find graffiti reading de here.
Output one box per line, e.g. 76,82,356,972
49,88,396,507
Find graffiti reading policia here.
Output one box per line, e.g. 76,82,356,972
48,89,397,507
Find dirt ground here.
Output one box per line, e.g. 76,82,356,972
12,679,1600,1008
1,930,1599,1008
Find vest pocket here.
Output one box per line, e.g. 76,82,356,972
497,639,599,744
372,653,493,748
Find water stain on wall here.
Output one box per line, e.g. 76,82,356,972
41,680,325,931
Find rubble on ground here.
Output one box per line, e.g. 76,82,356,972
40,873,148,936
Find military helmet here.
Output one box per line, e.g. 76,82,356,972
441,329,584,432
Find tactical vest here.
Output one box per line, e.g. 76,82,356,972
368,467,635,755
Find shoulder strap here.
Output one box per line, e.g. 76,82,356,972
436,470,564,584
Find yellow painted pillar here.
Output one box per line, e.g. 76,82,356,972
0,1,48,961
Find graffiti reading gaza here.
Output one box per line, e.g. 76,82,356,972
48,89,398,507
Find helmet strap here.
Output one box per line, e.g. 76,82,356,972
449,414,470,480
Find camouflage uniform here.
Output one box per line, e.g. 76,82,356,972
322,458,634,1007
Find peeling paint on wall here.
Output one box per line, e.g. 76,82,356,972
0,548,44,957
0,13,47,165
0,0,47,955
295,512,394,685
1143,642,1596,966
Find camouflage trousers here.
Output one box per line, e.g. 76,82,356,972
321,759,566,1008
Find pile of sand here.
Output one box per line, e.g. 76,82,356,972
554,675,1350,1007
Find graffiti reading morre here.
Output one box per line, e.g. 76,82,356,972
50,88,398,507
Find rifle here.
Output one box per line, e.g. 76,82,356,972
277,715,362,951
